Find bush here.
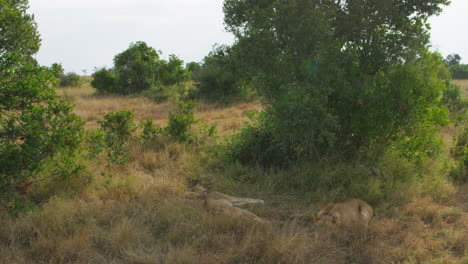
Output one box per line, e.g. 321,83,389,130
88,110,137,167
192,45,252,103
1,55,85,212
1,1,85,213
451,126,468,182
224,1,451,166
59,72,81,87
449,64,468,79
138,118,163,143
90,41,189,95
91,68,116,94
166,100,197,142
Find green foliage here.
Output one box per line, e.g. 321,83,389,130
113,41,161,94
186,61,201,74
441,83,467,113
138,118,163,143
166,100,197,142
448,64,468,79
59,72,81,87
192,45,252,103
159,54,190,86
444,54,461,67
0,0,40,56
0,0,85,212
451,126,468,182
88,110,137,168
224,0,451,166
90,41,189,95
91,68,116,94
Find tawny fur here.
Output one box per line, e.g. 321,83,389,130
314,198,374,230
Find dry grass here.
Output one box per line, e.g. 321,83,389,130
1,82,467,263
56,81,261,135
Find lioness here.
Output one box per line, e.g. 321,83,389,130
314,198,373,230
193,185,266,223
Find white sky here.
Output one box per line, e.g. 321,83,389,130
28,0,468,74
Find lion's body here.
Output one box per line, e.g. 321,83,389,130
315,199,374,230
203,191,265,223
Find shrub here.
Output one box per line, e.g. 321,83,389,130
224,0,451,166
166,100,197,142
159,54,190,86
91,68,116,94
138,118,163,143
1,0,85,213
59,72,81,87
192,45,252,103
449,64,468,79
88,110,137,168
90,41,190,95
451,126,468,182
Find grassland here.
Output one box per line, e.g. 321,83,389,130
0,80,466,264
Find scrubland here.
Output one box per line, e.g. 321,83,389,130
0,80,466,264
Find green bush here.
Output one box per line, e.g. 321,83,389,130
166,100,197,142
451,126,468,182
449,64,468,79
138,118,163,143
59,72,81,87
90,41,189,95
88,110,137,167
1,1,85,213
91,68,116,94
192,45,252,103
224,0,451,166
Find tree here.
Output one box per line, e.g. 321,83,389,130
91,41,189,95
113,41,161,94
1,0,84,211
224,0,451,165
192,44,250,103
445,53,461,66
0,0,40,57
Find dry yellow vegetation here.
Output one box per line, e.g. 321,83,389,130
0,81,466,264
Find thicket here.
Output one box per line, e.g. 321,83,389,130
50,63,81,87
224,0,451,167
0,0,84,213
91,41,189,95
444,54,468,79
191,45,253,103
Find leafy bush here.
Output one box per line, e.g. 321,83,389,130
1,1,85,213
224,0,451,166
59,72,81,87
138,118,163,143
90,41,189,95
91,68,116,94
451,126,468,182
166,100,197,142
192,45,252,103
441,83,467,113
88,110,137,168
448,64,468,79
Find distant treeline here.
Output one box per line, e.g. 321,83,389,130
445,53,468,79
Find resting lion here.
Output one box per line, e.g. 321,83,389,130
191,185,266,223
314,198,374,232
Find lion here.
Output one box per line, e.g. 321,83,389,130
191,185,266,223
314,198,374,237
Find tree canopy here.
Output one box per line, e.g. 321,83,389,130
225,0,451,165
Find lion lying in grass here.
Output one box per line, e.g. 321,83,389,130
190,185,266,223
314,198,374,238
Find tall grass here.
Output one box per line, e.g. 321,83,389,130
0,83,466,264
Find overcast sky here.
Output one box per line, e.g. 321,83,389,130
29,0,468,74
